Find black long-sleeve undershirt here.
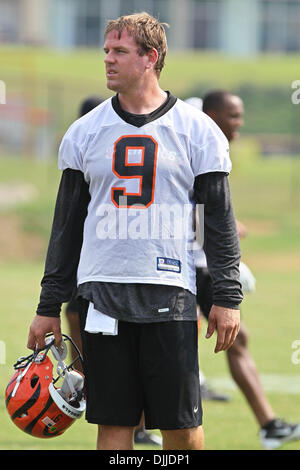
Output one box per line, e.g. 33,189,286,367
193,172,243,309
36,169,243,318
36,169,90,316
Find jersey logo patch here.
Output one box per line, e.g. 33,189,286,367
157,257,181,273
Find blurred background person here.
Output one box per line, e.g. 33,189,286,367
188,90,300,450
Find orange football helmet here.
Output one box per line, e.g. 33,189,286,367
5,333,86,438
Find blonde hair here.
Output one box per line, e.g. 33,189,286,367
105,12,169,77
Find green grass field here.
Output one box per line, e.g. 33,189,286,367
1,43,300,451
1,134,300,450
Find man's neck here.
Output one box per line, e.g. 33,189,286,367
117,84,167,115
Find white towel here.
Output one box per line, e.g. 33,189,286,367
84,302,118,335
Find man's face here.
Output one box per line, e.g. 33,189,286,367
208,96,244,142
103,29,151,94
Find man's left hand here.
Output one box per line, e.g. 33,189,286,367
206,305,240,353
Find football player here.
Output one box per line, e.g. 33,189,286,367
27,13,242,450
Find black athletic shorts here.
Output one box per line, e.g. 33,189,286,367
78,298,202,430
196,267,213,320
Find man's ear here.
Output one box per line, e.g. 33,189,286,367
146,48,159,70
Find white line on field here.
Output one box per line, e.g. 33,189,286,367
208,375,300,394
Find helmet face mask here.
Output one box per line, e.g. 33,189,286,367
5,334,86,439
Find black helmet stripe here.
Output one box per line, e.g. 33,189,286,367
5,389,14,407
24,394,54,435
5,393,12,408
11,383,41,420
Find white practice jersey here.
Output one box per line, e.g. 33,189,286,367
58,95,231,294
193,245,208,268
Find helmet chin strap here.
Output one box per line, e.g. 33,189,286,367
60,370,84,400
47,338,78,400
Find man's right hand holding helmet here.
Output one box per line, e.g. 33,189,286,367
27,316,62,350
